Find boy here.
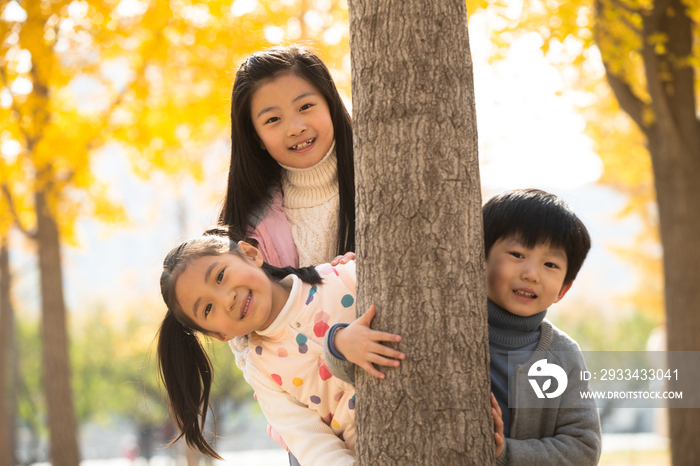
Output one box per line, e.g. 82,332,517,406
324,188,602,465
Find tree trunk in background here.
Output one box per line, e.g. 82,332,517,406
603,0,700,463
0,238,15,466
650,131,700,466
648,123,700,466
35,191,81,466
349,0,493,464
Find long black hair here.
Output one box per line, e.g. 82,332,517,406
156,228,322,458
219,45,355,256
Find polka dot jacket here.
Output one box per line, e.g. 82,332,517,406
239,261,357,465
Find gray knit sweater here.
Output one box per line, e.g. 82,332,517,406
496,319,602,466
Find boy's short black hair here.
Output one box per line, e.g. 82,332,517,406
483,189,591,285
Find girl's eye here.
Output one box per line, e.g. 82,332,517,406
300,103,313,111
265,116,280,124
204,304,212,318
509,252,524,259
545,262,559,269
217,270,224,284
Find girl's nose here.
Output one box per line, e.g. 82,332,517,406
227,290,237,313
219,289,236,313
287,117,307,137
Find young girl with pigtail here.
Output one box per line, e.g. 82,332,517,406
157,46,404,465
221,44,355,465
156,229,403,465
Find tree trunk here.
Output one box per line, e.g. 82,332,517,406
348,1,493,464
35,191,81,466
649,130,700,466
603,0,700,463
0,237,15,466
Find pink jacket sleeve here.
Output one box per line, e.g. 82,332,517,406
246,190,299,268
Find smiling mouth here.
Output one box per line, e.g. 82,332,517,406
241,292,252,319
290,138,315,150
514,289,537,298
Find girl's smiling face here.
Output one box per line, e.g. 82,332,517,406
174,243,289,341
250,72,334,169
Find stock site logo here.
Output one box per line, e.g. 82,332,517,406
528,359,568,399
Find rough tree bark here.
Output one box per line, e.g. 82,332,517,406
0,238,15,466
601,0,700,464
35,191,81,466
348,1,494,464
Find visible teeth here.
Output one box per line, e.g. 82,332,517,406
242,293,251,317
515,290,536,298
291,139,314,150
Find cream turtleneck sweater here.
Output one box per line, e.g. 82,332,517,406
279,141,339,267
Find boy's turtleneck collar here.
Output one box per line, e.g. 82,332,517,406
278,140,338,209
488,299,546,348
488,299,547,332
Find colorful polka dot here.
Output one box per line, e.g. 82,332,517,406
255,346,263,355
314,320,330,338
319,265,340,277
319,363,332,381
348,395,355,410
293,378,304,387
310,395,321,404
271,374,282,386
322,413,333,425
313,311,330,337
296,334,309,353
341,294,354,308
332,419,340,428
305,286,318,305
334,391,345,402
277,347,288,357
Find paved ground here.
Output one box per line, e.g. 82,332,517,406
27,433,669,466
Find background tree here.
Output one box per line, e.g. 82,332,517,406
349,0,493,464
472,0,699,462
1,1,353,462
0,236,16,466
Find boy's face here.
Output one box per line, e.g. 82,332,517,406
486,236,572,317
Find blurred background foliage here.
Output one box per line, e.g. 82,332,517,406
1,0,352,463
2,0,697,463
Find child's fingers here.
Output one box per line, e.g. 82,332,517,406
331,252,356,265
492,406,504,438
365,349,403,367
373,332,402,344
492,407,502,425
494,432,504,447
491,392,503,417
358,307,402,344
357,304,376,324
366,341,405,360
360,362,386,379
366,328,402,343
